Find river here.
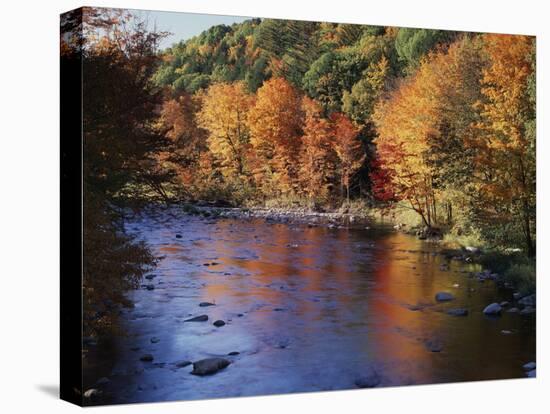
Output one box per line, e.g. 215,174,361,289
84,207,535,404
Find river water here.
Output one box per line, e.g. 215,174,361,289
85,208,535,405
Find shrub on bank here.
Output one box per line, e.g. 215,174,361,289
504,263,536,295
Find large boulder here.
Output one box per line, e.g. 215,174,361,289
435,292,455,302
483,303,502,315
191,358,231,376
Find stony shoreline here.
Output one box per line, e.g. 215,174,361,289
182,202,379,229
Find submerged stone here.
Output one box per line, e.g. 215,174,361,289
199,302,215,307
175,360,192,368
447,308,468,317
355,368,380,388
425,339,443,352
184,315,208,322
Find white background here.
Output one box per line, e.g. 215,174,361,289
0,0,547,412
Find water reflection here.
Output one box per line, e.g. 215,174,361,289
88,210,535,404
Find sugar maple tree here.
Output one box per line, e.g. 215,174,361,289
197,82,254,178
247,78,303,196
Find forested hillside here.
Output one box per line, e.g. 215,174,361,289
153,18,535,256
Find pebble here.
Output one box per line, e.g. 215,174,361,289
199,302,215,307
435,292,454,302
483,303,502,315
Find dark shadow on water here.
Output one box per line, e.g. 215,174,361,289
36,384,59,399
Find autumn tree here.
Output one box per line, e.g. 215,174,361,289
299,97,338,203
373,68,439,227
63,7,169,335
374,36,492,229
330,112,365,201
197,82,254,179
159,92,208,194
248,78,303,196
470,34,536,255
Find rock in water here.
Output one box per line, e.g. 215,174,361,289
199,302,215,307
425,339,443,352
96,377,110,385
175,360,192,368
523,361,536,371
228,351,240,356
518,294,536,307
191,358,231,376
140,354,154,362
355,369,381,388
213,320,226,327
447,308,468,317
435,292,454,302
175,234,182,238
150,337,160,343
145,284,155,291
184,315,208,322
519,306,535,315
483,303,502,315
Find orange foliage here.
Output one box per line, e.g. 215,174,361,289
330,112,364,201
248,78,303,195
197,82,254,178
299,97,337,202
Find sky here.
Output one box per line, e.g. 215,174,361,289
132,9,250,49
